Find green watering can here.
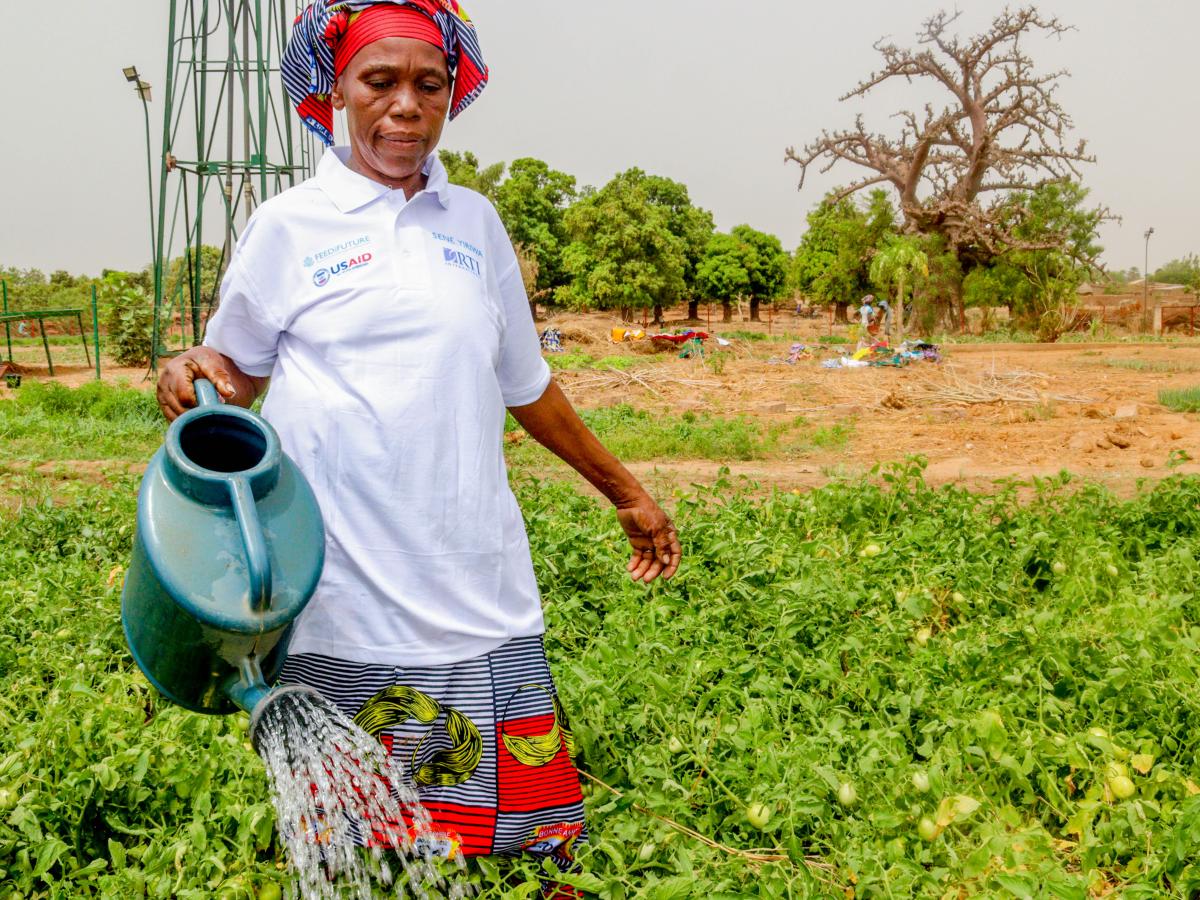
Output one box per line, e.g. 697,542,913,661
121,379,324,720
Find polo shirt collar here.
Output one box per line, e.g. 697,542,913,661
318,146,451,213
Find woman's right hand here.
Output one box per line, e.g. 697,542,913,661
156,347,243,421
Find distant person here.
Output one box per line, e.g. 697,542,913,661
154,0,680,889
875,298,893,338
858,295,876,329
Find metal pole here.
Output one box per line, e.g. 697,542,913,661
76,312,91,368
91,284,101,380
255,0,269,201
39,316,53,377
223,0,236,277
1143,227,1154,331
152,0,181,371
2,280,10,363
193,0,211,346
139,89,157,274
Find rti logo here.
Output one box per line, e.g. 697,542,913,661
443,247,482,279
312,252,373,288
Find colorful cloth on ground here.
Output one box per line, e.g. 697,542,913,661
282,0,488,146
278,634,588,871
539,328,563,353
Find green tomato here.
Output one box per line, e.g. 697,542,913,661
1109,775,1136,800
862,544,882,558
1105,761,1128,781
914,627,932,647
0,788,17,811
257,885,282,900
951,591,966,605
746,803,772,829
638,841,657,862
1105,564,1119,577
1052,560,1068,575
667,736,684,755
837,782,858,807
917,817,939,842
911,771,931,793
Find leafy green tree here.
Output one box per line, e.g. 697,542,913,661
730,225,788,322
963,181,1105,340
494,158,577,296
1153,255,1200,291
97,272,154,366
695,233,751,322
438,150,506,201
558,175,686,322
791,190,896,321
636,172,714,321
870,235,928,341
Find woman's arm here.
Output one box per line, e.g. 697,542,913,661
508,379,681,584
156,346,270,421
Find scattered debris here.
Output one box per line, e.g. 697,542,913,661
909,365,1095,407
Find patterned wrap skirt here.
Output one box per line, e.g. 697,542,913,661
277,634,589,869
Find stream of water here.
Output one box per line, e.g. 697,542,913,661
252,686,470,899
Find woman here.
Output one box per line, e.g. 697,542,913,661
156,0,681,886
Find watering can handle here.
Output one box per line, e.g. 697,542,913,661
194,378,221,408
229,477,274,612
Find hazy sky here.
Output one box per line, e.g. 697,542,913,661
3,0,1197,278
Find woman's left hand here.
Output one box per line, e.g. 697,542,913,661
616,494,682,584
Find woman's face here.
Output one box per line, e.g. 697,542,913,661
332,37,451,192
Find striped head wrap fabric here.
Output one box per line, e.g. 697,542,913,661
282,0,488,147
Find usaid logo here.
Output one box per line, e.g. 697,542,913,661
312,253,374,288
443,247,482,278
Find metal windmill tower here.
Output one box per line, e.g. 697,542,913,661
144,0,316,365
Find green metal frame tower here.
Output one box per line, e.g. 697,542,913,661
150,0,315,365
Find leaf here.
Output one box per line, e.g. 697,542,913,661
993,873,1036,898
107,838,126,870
32,838,67,878
936,795,982,828
1131,754,1155,775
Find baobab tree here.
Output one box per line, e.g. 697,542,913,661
787,7,1107,327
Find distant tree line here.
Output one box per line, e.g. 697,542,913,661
439,151,789,324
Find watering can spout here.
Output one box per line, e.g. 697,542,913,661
223,655,273,716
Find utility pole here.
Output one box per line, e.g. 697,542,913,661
1143,227,1155,329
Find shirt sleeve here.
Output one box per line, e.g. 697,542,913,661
490,213,551,407
204,250,282,378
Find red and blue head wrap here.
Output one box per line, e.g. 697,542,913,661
282,0,488,147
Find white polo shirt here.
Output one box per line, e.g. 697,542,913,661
205,147,552,666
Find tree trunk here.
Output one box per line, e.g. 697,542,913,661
621,307,633,323
721,301,733,323
749,297,761,322
947,266,966,333
834,301,849,324
686,300,700,322
895,275,906,345
652,304,665,326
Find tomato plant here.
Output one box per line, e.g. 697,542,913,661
4,388,1200,898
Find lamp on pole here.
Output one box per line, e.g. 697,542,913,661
123,66,156,274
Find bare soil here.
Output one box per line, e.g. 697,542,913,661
541,310,1200,497
5,310,1200,497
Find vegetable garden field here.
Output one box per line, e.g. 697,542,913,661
3,360,1200,897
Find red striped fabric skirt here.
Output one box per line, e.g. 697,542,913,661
277,635,588,865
